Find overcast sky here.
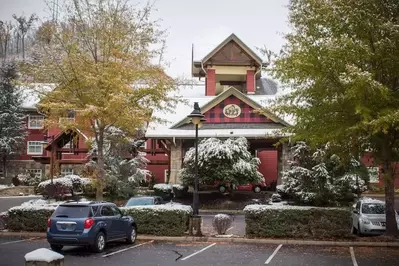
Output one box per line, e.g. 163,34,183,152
0,0,290,78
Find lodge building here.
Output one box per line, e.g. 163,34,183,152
1,34,395,189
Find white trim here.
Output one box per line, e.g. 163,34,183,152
61,168,74,176
28,115,44,129
27,141,43,155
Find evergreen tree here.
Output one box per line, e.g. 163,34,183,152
0,62,26,177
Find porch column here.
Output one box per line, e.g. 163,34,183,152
169,139,183,184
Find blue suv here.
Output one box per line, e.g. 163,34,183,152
47,201,137,253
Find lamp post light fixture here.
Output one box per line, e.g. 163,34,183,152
187,102,205,216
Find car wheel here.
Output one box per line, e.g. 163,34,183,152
357,223,362,236
218,185,226,194
351,225,357,235
92,232,106,253
126,225,137,244
50,244,63,252
253,185,261,193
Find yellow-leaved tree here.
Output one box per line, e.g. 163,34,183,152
28,0,177,200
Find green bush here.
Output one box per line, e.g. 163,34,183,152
121,205,192,236
8,205,56,232
244,205,352,239
153,184,174,200
7,203,192,236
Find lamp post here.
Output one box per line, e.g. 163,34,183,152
187,102,205,216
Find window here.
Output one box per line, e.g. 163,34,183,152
111,206,122,217
61,168,73,176
59,110,75,123
141,141,147,149
164,169,169,183
367,167,379,183
28,115,44,129
27,141,43,155
100,206,114,217
52,206,91,218
27,169,42,178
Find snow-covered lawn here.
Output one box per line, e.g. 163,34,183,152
0,184,13,190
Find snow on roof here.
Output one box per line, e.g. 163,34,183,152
19,83,55,110
25,248,64,262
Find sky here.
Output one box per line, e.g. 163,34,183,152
0,0,291,78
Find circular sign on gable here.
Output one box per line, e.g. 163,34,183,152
223,104,241,118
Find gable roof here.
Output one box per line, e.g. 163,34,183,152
201,34,263,67
171,86,290,129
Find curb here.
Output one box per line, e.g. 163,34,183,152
1,231,399,247
199,210,244,215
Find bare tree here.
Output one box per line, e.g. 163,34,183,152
0,21,14,61
12,14,37,60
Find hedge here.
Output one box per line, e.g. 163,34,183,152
8,203,192,236
244,204,352,239
121,205,192,236
8,205,56,232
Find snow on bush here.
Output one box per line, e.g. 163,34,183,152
24,248,64,263
244,204,352,238
212,214,232,235
153,183,172,192
0,184,13,190
172,184,185,190
37,174,92,198
120,204,192,236
278,141,369,206
271,193,282,203
8,204,57,232
180,137,263,186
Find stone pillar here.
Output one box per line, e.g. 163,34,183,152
278,142,292,185
169,139,183,184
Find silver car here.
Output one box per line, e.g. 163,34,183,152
352,198,399,235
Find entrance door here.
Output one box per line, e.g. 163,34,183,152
256,149,278,186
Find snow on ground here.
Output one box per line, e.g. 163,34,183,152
0,185,13,190
24,248,64,262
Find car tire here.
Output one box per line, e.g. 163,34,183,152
357,223,362,236
50,244,63,252
92,232,106,253
218,185,227,194
126,225,137,244
351,225,357,235
253,185,261,193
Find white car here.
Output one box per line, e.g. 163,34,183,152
352,198,399,235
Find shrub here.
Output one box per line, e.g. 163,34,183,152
120,205,193,236
212,214,232,235
244,204,352,239
271,193,282,203
37,175,92,199
153,183,174,200
8,205,56,232
172,184,189,198
0,211,9,230
103,175,135,200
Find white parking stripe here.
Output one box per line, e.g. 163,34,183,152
349,247,358,266
181,243,217,261
0,239,26,245
265,244,283,264
101,240,154,258
226,227,234,232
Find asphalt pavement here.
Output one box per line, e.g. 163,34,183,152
0,195,41,212
0,236,398,266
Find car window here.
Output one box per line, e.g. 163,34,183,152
91,206,99,216
111,206,122,216
125,197,154,206
361,203,385,214
101,206,114,217
53,206,91,218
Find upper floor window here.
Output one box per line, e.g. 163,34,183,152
27,141,43,155
59,110,76,123
28,115,44,129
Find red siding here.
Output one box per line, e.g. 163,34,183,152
257,149,278,185
246,70,255,94
361,152,399,188
146,165,168,184
206,69,216,96
203,95,274,123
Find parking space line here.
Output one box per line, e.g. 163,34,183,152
265,244,283,264
349,247,358,266
181,243,217,261
0,237,37,245
102,240,154,258
226,227,234,232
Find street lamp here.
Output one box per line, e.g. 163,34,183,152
187,102,205,216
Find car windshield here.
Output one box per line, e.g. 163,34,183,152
361,203,385,214
125,198,154,206
53,206,91,218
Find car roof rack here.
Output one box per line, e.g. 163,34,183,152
88,201,108,205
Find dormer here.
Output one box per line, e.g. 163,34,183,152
192,34,265,96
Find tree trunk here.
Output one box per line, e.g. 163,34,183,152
383,161,398,236
95,130,105,200
22,36,25,60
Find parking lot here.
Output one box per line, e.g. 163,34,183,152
1,236,399,266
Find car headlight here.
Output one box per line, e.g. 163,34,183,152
361,217,370,224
